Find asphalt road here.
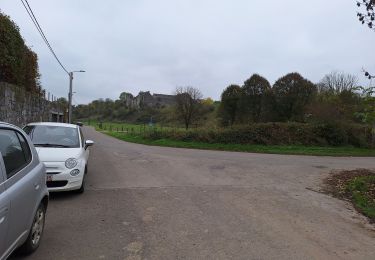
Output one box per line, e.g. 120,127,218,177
12,126,375,260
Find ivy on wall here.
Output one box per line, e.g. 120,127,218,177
0,11,42,94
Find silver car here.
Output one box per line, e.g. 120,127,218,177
0,122,49,259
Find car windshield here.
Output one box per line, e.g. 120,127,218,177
24,125,80,148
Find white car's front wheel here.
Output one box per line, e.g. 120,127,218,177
76,166,87,194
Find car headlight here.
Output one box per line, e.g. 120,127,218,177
70,169,80,176
65,158,78,169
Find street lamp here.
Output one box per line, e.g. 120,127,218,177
68,70,85,123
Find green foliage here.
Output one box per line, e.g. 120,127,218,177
273,73,317,121
219,72,318,124
105,130,375,157
0,11,41,93
219,84,242,126
355,86,375,124
240,74,271,123
134,122,371,148
74,90,214,128
346,175,375,221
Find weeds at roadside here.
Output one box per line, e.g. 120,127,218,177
323,169,375,223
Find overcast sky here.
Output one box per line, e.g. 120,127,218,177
1,0,374,104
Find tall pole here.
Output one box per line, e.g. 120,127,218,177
68,72,73,123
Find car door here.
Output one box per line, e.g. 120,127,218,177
0,154,10,258
0,128,41,252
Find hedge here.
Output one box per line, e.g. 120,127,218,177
142,123,373,148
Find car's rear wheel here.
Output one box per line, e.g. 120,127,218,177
19,203,46,255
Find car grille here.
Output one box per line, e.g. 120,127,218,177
47,172,62,175
47,180,68,188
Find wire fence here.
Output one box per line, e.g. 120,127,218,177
87,120,188,137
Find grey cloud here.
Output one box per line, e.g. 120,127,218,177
1,0,374,104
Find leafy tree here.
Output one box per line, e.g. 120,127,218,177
175,86,203,129
356,0,375,31
219,85,242,126
0,11,41,93
240,74,271,123
273,73,317,122
355,1,374,79
54,97,68,115
201,97,214,106
355,85,375,146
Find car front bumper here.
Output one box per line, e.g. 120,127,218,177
44,162,84,192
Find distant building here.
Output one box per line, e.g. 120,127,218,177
120,91,176,109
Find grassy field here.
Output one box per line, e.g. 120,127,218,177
85,121,375,157
86,120,179,132
105,130,375,157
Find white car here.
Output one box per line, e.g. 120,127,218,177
23,122,94,193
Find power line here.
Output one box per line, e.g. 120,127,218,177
20,0,69,75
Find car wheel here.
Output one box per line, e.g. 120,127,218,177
19,203,46,255
76,173,86,194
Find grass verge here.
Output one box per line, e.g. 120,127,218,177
103,131,375,157
324,169,375,223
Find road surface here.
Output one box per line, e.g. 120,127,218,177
13,127,375,259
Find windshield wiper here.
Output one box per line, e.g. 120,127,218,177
34,143,71,148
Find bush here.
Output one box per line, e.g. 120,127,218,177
142,123,372,148
0,12,41,93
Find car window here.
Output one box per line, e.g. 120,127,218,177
24,125,80,148
0,129,30,178
17,132,32,163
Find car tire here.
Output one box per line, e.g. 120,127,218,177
76,168,86,194
19,203,46,255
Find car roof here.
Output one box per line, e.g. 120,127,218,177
0,121,20,130
26,122,78,129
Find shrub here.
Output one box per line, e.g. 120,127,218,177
142,122,372,148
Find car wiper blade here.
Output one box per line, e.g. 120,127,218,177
34,143,70,148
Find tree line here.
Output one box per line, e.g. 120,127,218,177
218,71,372,127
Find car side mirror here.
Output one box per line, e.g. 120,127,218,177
85,140,94,150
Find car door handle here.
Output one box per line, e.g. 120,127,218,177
34,183,40,190
0,216,5,224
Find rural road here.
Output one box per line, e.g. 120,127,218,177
12,127,375,260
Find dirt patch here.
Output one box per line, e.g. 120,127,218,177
323,169,375,223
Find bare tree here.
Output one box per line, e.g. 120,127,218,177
318,71,358,94
175,86,203,129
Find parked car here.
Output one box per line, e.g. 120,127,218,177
0,122,49,259
23,122,94,193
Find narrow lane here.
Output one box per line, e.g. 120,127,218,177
13,127,375,259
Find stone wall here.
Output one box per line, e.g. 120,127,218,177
122,91,176,110
0,82,65,127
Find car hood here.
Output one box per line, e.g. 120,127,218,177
35,147,82,162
